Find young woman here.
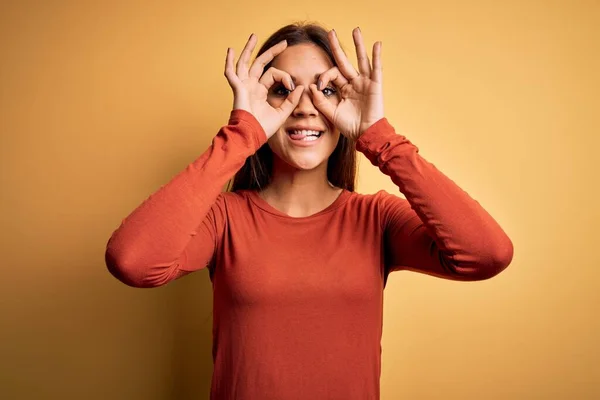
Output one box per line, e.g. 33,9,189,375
105,23,514,400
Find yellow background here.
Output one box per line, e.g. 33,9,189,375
1,1,598,399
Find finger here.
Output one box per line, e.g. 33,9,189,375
372,41,383,83
309,84,336,122
258,67,295,91
317,66,349,92
236,33,258,80
353,27,371,77
224,48,241,90
249,40,288,78
277,85,305,116
328,29,359,80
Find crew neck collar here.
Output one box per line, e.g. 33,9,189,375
245,189,351,219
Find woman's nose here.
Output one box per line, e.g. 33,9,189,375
292,90,318,117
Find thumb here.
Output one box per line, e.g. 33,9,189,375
309,84,336,122
277,85,305,117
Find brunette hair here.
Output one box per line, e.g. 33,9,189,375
228,22,357,192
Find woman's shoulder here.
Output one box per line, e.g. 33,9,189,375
201,190,256,225
346,190,412,225
347,189,411,215
215,189,254,207
348,189,406,205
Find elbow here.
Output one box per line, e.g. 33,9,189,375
105,248,153,288
488,235,514,278
105,247,181,288
468,236,515,281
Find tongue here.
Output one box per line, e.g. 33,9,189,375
289,132,307,140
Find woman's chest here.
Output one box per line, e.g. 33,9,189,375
213,214,384,307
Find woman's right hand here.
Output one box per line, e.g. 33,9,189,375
224,34,304,138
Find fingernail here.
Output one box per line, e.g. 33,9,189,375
357,27,361,33
249,33,253,40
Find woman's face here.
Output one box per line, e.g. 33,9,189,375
266,43,341,171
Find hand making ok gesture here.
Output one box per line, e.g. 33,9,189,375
224,35,305,138
311,28,384,140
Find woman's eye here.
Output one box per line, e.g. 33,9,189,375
271,84,337,98
271,85,291,97
322,86,337,97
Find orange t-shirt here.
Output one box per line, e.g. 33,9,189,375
105,110,513,399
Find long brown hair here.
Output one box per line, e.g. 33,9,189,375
228,22,357,192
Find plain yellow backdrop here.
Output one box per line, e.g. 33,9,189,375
1,1,598,399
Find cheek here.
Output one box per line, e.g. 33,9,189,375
266,129,286,155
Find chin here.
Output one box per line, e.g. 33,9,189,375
285,155,327,171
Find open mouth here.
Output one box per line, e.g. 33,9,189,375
286,129,324,142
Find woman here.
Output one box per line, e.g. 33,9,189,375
105,22,514,400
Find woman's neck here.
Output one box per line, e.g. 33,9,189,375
259,161,343,218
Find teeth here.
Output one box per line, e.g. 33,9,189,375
291,130,321,136
302,136,318,141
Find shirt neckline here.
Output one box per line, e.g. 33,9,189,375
245,189,352,220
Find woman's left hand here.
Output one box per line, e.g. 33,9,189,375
310,27,384,141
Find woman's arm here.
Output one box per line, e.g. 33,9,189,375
356,118,514,281
105,110,266,288
106,33,309,288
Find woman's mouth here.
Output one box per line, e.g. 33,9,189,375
286,129,324,142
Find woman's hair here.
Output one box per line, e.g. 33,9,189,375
228,22,357,192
